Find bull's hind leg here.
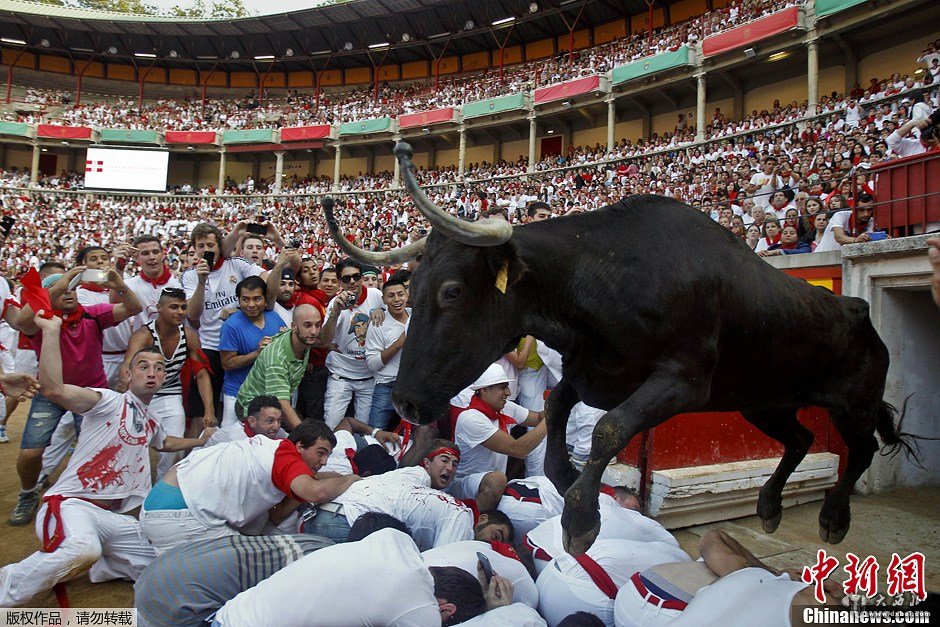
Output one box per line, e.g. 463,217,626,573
740,408,814,533
562,359,712,555
818,407,879,544
544,378,580,494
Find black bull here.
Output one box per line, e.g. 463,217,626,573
323,149,914,556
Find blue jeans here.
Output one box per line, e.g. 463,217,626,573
301,507,352,543
369,382,397,431
21,393,83,450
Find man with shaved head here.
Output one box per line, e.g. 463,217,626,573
235,303,323,430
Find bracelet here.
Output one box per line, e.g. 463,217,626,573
371,427,381,437
115,286,129,295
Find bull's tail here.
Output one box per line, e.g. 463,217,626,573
875,396,935,469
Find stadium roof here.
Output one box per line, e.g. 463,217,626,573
0,0,684,70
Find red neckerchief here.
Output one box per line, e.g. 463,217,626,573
79,283,108,293
458,498,480,523
464,394,515,433
763,233,781,247
345,448,359,474
599,484,617,499
55,304,86,328
139,265,173,288
393,421,412,462
779,241,798,250
574,553,619,600
211,256,226,272
845,213,869,237
490,541,522,561
243,421,256,437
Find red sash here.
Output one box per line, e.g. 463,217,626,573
631,572,689,611
345,448,359,474
41,494,110,553
574,553,619,600
523,534,553,562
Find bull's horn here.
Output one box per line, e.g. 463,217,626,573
394,141,513,247
320,196,426,265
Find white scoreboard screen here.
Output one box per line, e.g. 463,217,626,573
84,146,169,192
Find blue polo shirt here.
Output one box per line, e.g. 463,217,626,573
218,310,287,396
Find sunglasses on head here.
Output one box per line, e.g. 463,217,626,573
340,273,362,284
161,287,186,298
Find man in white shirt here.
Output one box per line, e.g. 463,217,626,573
0,315,211,607
180,223,273,419
214,528,497,626
122,235,182,335
364,275,409,430
450,364,546,511
304,440,513,549
814,193,877,253
746,158,782,210
319,257,385,428
886,115,939,157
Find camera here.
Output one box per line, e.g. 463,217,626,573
345,293,358,308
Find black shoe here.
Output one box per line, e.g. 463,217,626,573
9,489,40,526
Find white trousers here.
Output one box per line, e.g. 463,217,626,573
323,375,375,429
150,395,186,481
517,367,548,412
613,576,683,627
139,506,238,556
0,499,156,607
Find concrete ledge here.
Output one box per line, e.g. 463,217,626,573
842,234,933,260
647,452,840,529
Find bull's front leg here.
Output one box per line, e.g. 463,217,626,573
544,378,580,495
562,361,712,555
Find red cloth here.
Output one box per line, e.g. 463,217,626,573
139,265,174,288
631,572,688,611
458,498,480,524
524,534,553,562
345,448,359,474
574,553,620,600
490,540,522,561
40,494,108,553
271,440,315,500
454,395,516,436
19,268,51,314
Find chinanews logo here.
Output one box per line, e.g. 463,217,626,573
85,160,104,173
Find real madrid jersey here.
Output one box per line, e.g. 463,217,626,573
181,257,262,351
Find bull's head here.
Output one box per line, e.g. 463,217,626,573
321,142,527,425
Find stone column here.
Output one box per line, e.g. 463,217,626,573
273,150,285,192
695,72,707,142
392,134,402,189
30,142,40,185
457,125,467,180
807,35,819,116
332,143,342,191
528,114,537,173
607,95,616,153
217,149,226,192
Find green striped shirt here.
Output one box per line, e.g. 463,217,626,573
236,329,309,411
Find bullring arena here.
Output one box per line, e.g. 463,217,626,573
0,0,938,624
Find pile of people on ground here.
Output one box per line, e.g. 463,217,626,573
0,215,854,624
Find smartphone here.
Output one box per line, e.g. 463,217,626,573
476,552,494,585
81,269,108,284
203,251,216,267
246,222,268,236
0,216,15,236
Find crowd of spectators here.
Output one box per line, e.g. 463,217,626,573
2,0,825,132
2,57,937,280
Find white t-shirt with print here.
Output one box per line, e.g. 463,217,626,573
48,389,164,513
324,287,385,378
364,309,410,384
181,257,263,350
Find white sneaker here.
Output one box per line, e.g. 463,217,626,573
0,427,8,443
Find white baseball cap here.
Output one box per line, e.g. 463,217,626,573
470,364,512,391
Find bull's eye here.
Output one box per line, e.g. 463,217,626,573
438,281,465,306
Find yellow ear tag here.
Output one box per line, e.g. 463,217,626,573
495,262,509,294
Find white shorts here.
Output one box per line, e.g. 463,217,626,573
139,506,238,556
323,375,375,429
614,574,684,627
536,556,615,626
221,394,240,429
446,472,489,501
150,395,186,481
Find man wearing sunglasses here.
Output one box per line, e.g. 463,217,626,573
319,258,385,429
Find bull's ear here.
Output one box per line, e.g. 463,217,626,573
484,242,527,295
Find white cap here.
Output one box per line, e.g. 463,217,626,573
470,363,511,391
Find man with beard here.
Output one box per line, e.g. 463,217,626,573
813,193,877,252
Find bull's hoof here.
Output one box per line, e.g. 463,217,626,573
760,511,783,534
818,501,850,544
562,520,601,556
818,523,849,544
